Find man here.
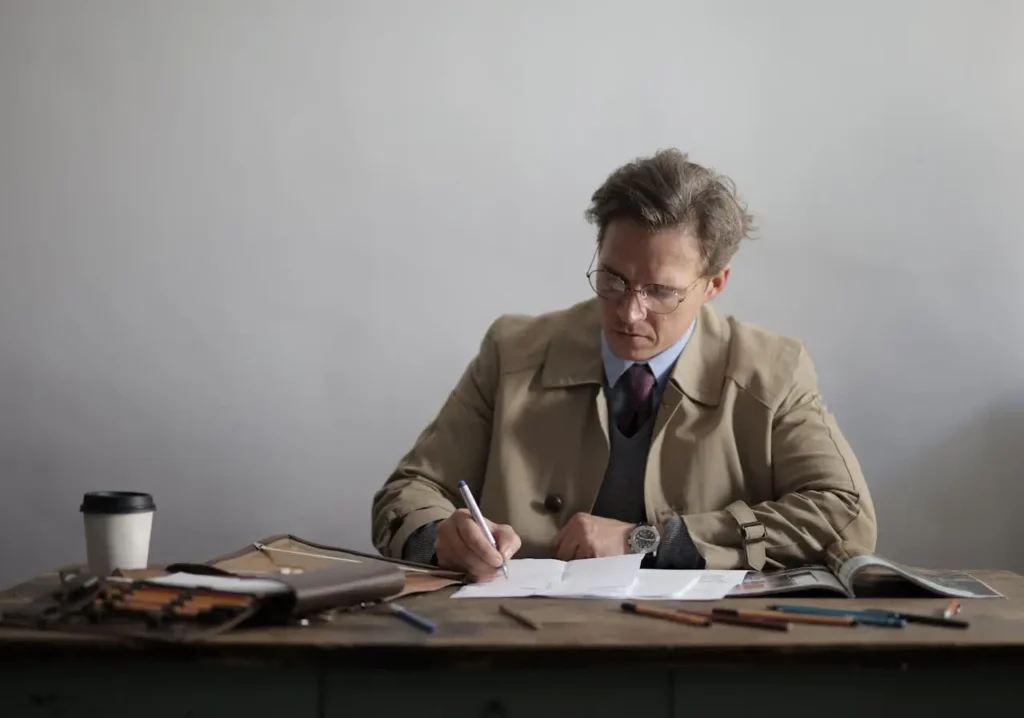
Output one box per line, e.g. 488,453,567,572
371,149,876,581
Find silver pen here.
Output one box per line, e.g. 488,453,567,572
457,480,509,579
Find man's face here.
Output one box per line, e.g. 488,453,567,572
595,219,729,361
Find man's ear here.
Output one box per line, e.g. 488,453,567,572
702,266,730,302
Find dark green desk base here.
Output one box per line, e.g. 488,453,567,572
2,653,1021,717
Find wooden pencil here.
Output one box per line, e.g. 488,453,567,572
499,603,541,630
621,602,711,627
708,612,790,632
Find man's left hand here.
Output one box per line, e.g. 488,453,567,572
554,512,634,561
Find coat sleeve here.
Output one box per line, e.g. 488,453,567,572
681,346,878,570
370,321,501,558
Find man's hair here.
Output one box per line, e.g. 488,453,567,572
584,148,755,276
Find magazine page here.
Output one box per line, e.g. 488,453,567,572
727,566,849,597
837,554,1004,598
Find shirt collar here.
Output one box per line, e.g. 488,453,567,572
600,320,696,388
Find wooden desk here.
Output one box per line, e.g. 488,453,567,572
2,568,1023,718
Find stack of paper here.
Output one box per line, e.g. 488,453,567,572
450,555,748,600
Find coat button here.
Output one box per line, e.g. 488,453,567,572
543,494,564,513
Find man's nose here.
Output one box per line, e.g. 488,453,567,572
617,291,647,323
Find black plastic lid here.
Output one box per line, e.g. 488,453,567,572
80,491,156,514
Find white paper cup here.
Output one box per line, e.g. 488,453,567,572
80,491,156,575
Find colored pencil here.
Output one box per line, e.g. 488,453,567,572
707,611,790,632
712,607,854,627
621,602,710,627
499,603,541,630
767,604,907,628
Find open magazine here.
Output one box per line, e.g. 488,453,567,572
727,540,1003,599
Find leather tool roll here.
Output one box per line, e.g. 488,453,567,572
260,561,407,619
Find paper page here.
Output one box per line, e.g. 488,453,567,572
556,569,701,600
675,570,749,600
544,554,644,596
144,572,290,595
451,555,645,598
451,555,727,599
727,567,847,597
628,569,701,599
838,554,1004,598
451,559,568,598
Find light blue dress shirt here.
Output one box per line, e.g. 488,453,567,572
600,320,695,401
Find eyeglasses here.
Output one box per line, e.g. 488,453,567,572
586,268,700,314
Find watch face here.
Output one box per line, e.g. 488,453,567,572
632,525,659,553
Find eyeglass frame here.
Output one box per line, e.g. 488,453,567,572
585,249,705,315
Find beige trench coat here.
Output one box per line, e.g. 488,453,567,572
371,299,877,570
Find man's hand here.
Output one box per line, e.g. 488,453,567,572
554,512,635,561
436,508,522,582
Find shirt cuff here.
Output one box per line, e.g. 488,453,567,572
654,514,705,569
401,520,442,565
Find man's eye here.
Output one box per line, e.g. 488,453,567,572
648,286,675,299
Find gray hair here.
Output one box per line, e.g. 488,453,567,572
584,149,755,275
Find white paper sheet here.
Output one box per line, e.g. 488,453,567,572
450,557,748,600
452,554,700,599
544,554,644,596
144,572,290,595
629,570,702,599
674,570,749,600
552,569,702,600
451,559,568,598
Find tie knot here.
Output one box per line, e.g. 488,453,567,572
625,363,655,402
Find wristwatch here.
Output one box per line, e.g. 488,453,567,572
628,523,661,555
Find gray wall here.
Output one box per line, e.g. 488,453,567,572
1,0,1022,586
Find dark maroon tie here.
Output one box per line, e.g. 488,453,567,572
618,363,656,437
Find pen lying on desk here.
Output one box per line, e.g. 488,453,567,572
387,603,437,634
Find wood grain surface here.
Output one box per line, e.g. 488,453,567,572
4,548,1024,668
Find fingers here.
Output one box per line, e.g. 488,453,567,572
454,512,504,567
436,509,506,581
555,536,578,561
473,569,502,583
555,522,579,561
437,534,494,579
492,524,522,561
555,513,593,561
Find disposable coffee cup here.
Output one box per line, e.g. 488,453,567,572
80,491,156,575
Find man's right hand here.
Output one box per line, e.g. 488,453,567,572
436,508,521,582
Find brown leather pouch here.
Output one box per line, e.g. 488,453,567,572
0,561,406,644
243,561,406,623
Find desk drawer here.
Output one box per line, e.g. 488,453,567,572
325,667,672,718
